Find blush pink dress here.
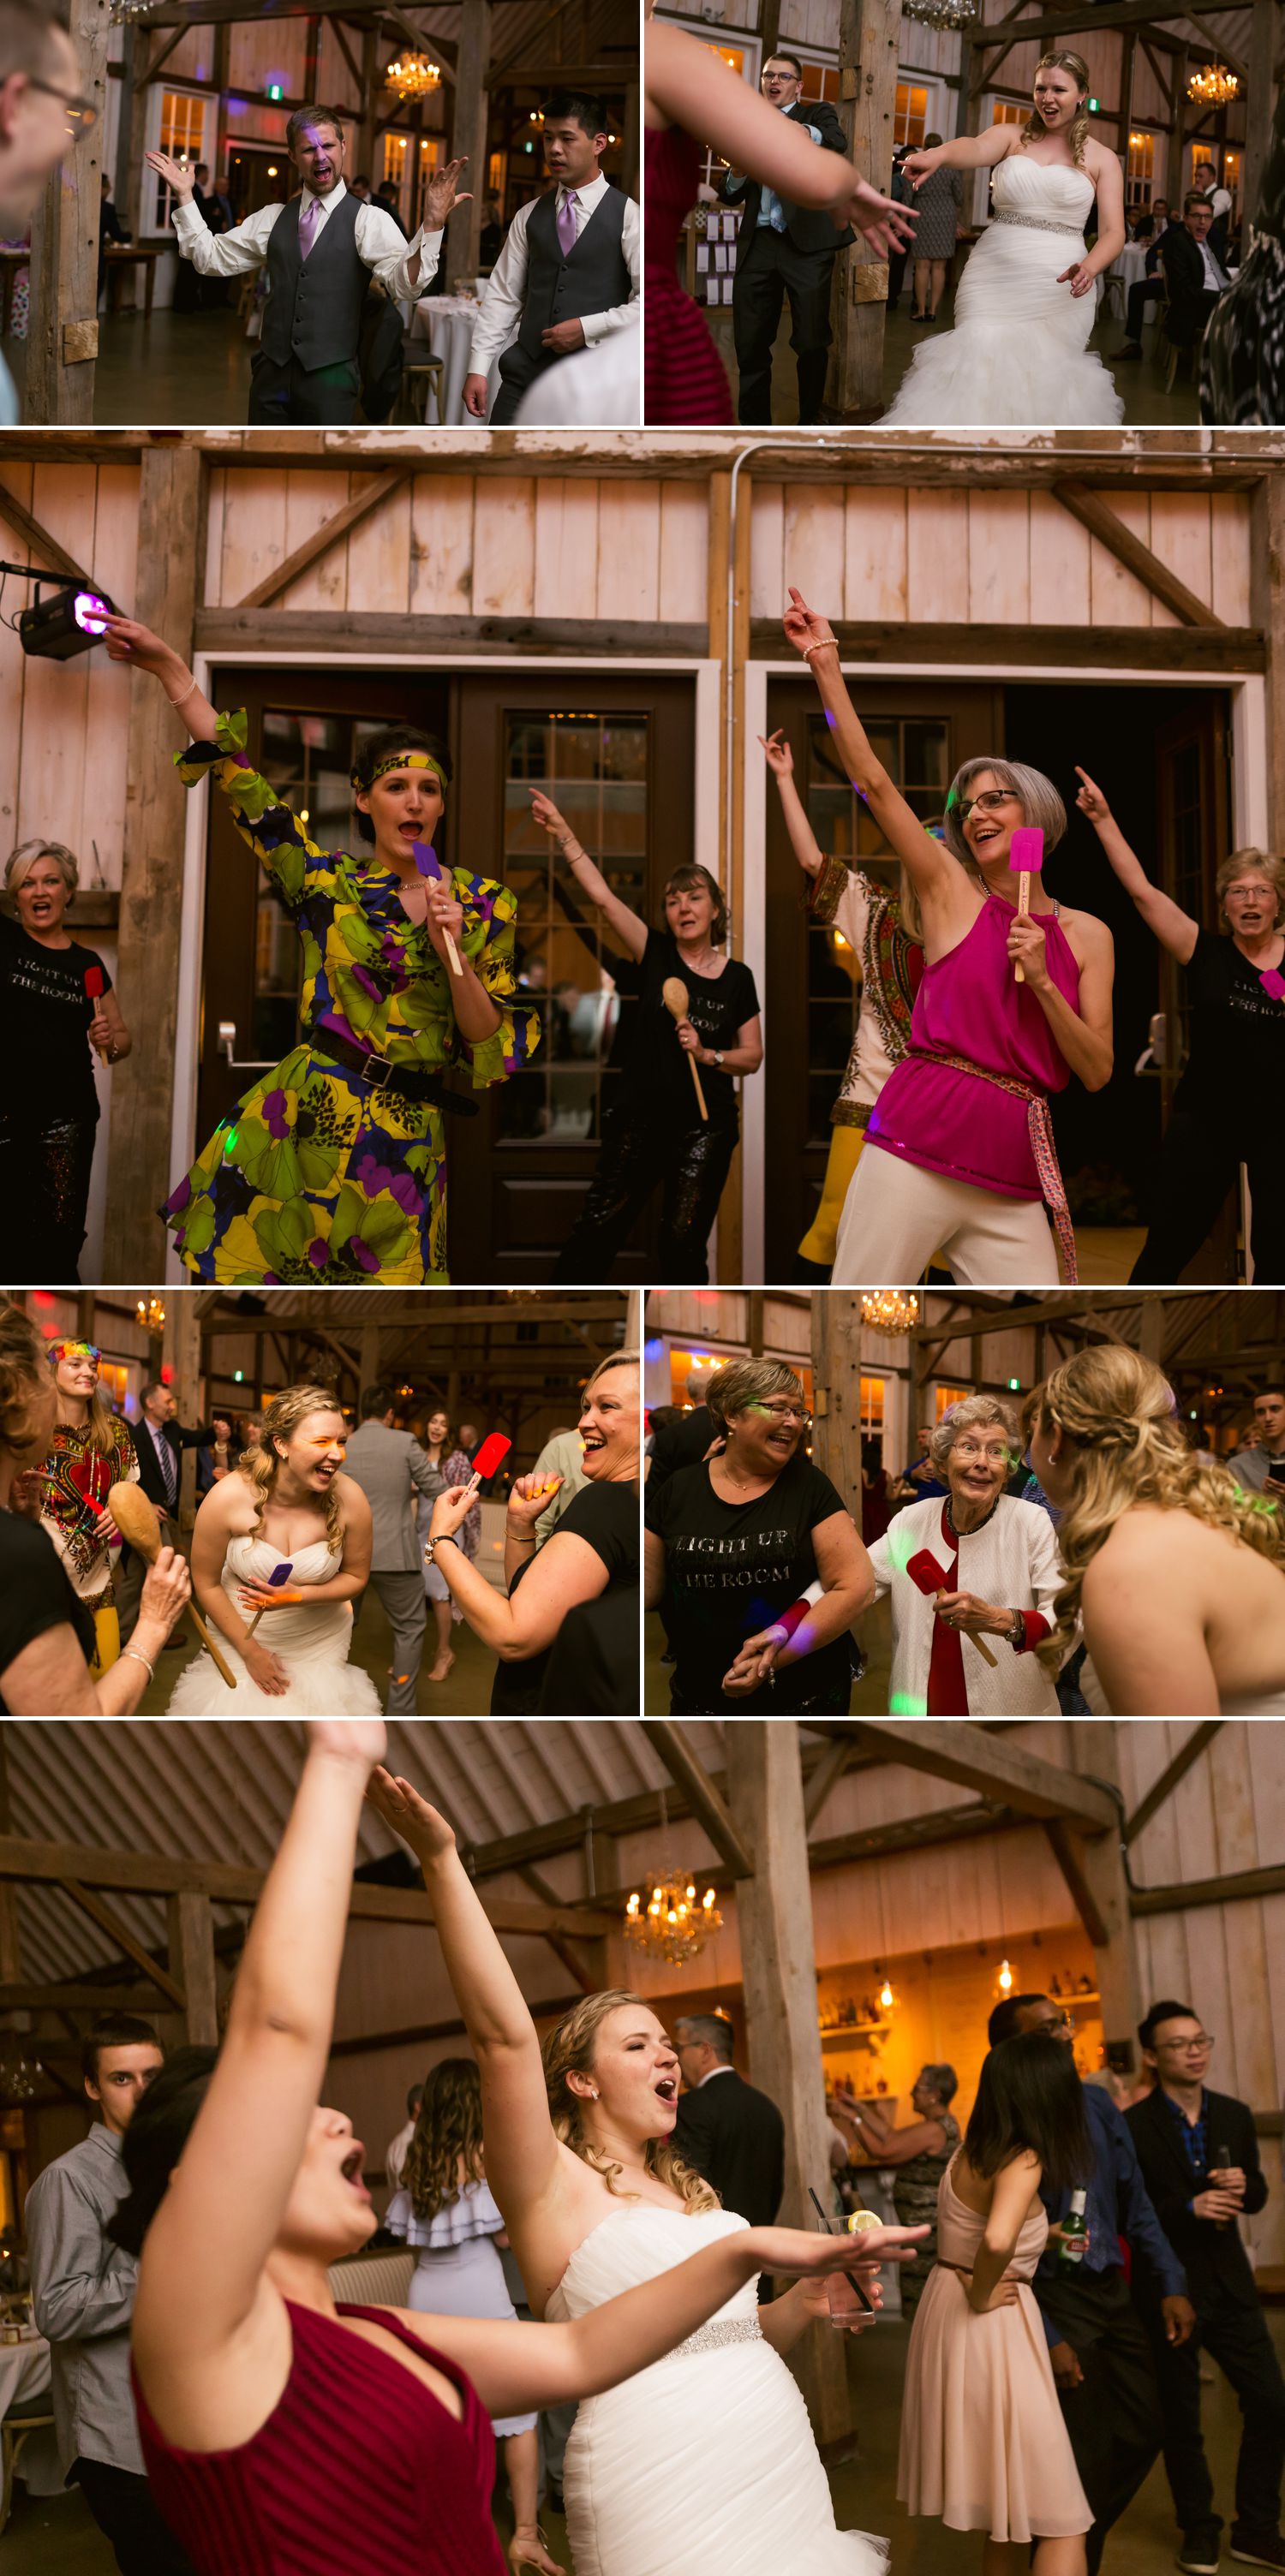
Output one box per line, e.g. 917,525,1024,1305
898,2155,1092,2545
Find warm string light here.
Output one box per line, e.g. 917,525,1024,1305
859,1291,920,1335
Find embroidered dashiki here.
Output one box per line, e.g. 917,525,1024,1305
38,1416,139,1613
810,858,922,1130
161,713,540,1285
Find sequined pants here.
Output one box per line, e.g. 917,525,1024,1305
553,1106,738,1285
0,1112,97,1282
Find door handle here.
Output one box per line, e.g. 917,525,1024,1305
217,1019,277,1072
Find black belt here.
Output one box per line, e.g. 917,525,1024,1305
302,1023,479,1116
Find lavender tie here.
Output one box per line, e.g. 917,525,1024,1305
556,190,578,258
298,196,321,259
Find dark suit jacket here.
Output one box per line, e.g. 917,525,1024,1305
648,1405,718,1488
723,98,856,260
1160,224,1225,347
132,1416,212,1513
1126,2085,1268,2312
672,2068,785,2230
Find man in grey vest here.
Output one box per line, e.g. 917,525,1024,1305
344,1381,446,1717
463,89,638,426
147,107,469,424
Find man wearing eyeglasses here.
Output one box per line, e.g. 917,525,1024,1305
989,1989,1195,2574
0,0,89,421
721,51,855,426
1128,2001,1285,2576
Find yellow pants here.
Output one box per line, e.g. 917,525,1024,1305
798,1128,866,1267
91,1603,121,1679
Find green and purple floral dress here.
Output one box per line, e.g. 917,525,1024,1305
161,713,539,1284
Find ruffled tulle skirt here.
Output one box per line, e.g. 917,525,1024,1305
883,219,1125,427
165,1638,381,1714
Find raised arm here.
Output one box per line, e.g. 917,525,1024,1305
132,1725,386,2414
760,730,824,878
530,789,648,962
783,592,966,932
362,1773,565,2238
103,613,218,740
903,126,1014,182
1075,767,1198,962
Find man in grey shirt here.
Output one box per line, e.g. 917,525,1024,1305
1228,1389,1285,1501
344,1382,446,1716
26,2013,194,2574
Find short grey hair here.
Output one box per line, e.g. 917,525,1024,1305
6,838,78,895
929,1393,1018,1476
919,2061,958,2106
941,759,1067,874
674,2012,734,2062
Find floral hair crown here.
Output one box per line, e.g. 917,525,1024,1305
352,750,448,794
49,1339,100,1366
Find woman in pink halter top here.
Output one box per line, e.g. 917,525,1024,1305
783,591,1115,1288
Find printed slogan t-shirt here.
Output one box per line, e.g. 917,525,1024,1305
609,931,759,1126
646,1450,852,1709
1171,929,1285,1137
0,916,111,1125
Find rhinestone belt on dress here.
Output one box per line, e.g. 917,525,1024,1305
991,208,1084,237
666,2316,764,2362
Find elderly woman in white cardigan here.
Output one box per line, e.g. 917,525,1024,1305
866,1395,1061,1716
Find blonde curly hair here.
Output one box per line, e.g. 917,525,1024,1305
403,2058,485,2221
1022,51,1091,169
542,1990,718,2212
1037,1345,1285,1663
0,1301,53,1458
240,1383,345,1555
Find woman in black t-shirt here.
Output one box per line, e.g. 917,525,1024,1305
423,1353,640,1715
1,841,134,1280
1077,775,1285,1282
0,1301,188,1714
532,792,763,1284
645,1357,874,1714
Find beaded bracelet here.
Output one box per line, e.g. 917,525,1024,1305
802,636,839,659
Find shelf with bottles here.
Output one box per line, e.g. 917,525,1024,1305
820,2024,889,2048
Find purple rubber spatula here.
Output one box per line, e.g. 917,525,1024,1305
1008,826,1044,986
245,1559,296,1638
411,841,463,977
905,1546,998,1668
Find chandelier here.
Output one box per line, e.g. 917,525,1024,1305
1188,64,1237,106
904,0,978,29
0,2042,42,2102
860,1291,920,1335
136,1297,165,1332
625,1791,722,1966
386,53,442,101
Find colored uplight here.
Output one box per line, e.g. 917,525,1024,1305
74,591,111,635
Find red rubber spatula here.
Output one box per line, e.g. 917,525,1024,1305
246,1559,296,1637
905,1545,998,1667
410,840,463,976
1008,826,1044,986
469,1432,511,1483
84,965,107,1059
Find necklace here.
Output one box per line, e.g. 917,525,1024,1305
678,944,718,976
944,1490,1001,1544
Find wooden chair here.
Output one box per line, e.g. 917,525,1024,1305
0,2401,54,2537
399,346,445,424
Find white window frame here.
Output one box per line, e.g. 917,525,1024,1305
142,85,215,237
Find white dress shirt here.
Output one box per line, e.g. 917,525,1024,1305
172,178,441,306
469,170,640,371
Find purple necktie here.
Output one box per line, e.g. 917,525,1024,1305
298,196,321,259
556,190,578,258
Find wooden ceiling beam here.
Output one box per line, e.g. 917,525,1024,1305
57,1878,187,2008
1053,480,1225,628
639,1723,756,1878
1131,1861,1285,1916
1124,1721,1222,1843
816,1722,1118,1833
1043,1818,1110,1949
236,465,413,611
0,481,97,586
965,0,1252,50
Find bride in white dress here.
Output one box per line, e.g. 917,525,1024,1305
167,1383,380,1714
366,1770,930,2576
883,49,1127,427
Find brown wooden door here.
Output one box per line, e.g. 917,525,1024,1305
762,674,1005,1274
200,665,697,1283
449,671,697,1283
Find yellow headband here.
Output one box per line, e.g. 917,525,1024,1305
354,750,447,793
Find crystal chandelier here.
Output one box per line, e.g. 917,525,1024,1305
1188,64,1238,106
625,1791,723,1966
860,1291,920,1334
0,2041,42,2102
904,0,978,30
136,1297,165,1332
386,54,442,102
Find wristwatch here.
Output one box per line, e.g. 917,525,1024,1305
423,1533,459,1564
711,1049,725,1069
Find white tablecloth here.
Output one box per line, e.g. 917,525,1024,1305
402,295,514,423
0,2332,62,2497
1112,241,1152,291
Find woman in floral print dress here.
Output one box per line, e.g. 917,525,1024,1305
104,616,540,1285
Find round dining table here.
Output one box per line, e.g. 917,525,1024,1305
0,2328,62,2504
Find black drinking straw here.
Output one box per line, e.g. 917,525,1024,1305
807,2185,876,2313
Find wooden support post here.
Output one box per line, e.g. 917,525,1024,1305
830,0,904,419
167,1891,218,2045
359,27,380,192
1251,450,1285,851
726,1723,851,2446
811,1292,864,1512
718,474,752,1283
124,28,153,247
1067,1724,1139,2066
620,78,639,206
1139,1297,1164,1363
105,445,206,1278
1244,3,1283,236
162,1294,204,1528
448,0,490,287
1168,45,1188,206
1117,29,1136,173
359,1324,381,1397
26,0,111,422
760,0,783,65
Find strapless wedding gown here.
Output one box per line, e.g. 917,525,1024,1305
165,1535,380,1714
545,2205,888,2576
883,155,1125,426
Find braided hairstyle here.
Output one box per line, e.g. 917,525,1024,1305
241,1384,345,1556
1023,51,1091,169
542,1990,718,2212
1037,1345,1285,1663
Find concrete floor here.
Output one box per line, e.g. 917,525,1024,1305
704,284,1199,428
133,1589,503,1716
12,2310,1282,2572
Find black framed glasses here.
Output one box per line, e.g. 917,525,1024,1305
956,789,1019,821
27,76,98,134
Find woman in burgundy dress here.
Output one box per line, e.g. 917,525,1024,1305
114,1721,895,2576
643,5,915,426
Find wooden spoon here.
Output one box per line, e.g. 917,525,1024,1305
661,976,708,1122
106,1482,237,1691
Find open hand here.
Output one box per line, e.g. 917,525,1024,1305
846,175,917,257
966,2273,1023,2315
236,1576,302,1616
753,2220,929,2283
1057,259,1095,299
245,1641,291,1698
423,154,472,230
1073,765,1110,825
145,148,195,206
366,1766,457,1859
